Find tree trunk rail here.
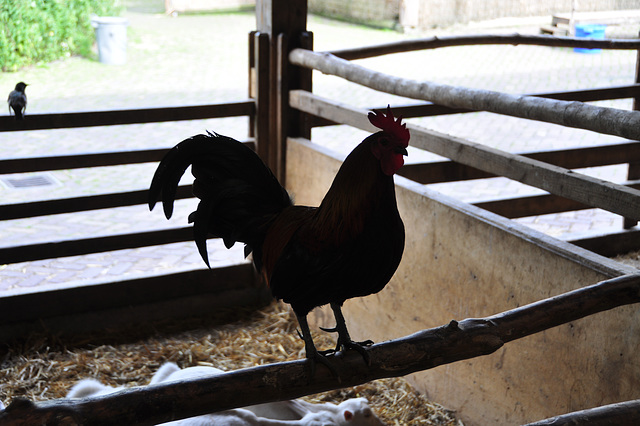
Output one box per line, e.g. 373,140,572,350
288,48,640,142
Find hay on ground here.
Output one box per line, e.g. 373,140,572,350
0,302,462,425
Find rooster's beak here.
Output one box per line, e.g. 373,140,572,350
396,147,408,156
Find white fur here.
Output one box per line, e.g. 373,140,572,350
66,362,385,425
66,378,124,399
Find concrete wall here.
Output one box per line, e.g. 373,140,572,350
308,0,400,27
403,0,640,28
308,0,640,29
285,137,640,425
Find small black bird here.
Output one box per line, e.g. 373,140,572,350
8,82,28,120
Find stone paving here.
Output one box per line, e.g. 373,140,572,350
1,7,639,293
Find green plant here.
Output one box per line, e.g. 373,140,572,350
0,0,123,72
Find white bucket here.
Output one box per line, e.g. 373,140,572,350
91,16,129,65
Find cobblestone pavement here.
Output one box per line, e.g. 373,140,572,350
1,6,639,293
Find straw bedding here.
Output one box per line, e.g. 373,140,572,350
0,302,462,425
615,249,640,269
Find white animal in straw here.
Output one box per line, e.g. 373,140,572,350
67,362,385,425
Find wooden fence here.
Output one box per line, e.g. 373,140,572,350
0,101,266,338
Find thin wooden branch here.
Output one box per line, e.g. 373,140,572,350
522,399,640,426
289,91,640,221
2,273,638,426
327,33,640,60
288,48,640,142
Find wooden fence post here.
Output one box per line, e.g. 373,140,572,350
254,0,311,182
624,32,640,229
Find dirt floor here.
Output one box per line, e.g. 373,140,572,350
0,302,462,425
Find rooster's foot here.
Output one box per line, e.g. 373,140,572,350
306,349,340,380
318,338,373,367
296,313,341,380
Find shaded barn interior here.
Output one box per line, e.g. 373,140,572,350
1,0,640,424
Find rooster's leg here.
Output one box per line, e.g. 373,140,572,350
320,302,373,365
295,313,339,377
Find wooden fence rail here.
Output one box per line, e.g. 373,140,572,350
308,84,640,128
0,100,254,132
327,33,640,60
288,48,640,141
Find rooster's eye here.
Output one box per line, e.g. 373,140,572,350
379,137,389,147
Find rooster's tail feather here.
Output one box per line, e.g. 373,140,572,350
149,132,292,267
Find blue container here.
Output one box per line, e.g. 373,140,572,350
574,24,606,54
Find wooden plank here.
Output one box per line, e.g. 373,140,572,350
0,185,194,220
474,193,589,219
1,148,167,174
0,263,265,341
254,31,271,164
0,140,254,174
399,142,640,184
625,47,640,229
289,48,640,141
0,263,253,323
0,101,254,132
326,33,640,61
248,31,257,136
569,229,640,257
474,178,639,218
275,31,314,184
0,227,195,264
289,91,640,221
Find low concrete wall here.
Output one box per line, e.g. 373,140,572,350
401,0,640,29
308,0,640,29
285,137,639,425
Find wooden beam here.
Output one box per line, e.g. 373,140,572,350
0,140,254,174
523,399,640,426
253,31,271,164
0,264,253,324
289,91,640,221
569,229,640,257
0,186,193,220
474,181,640,219
474,193,588,218
255,0,309,180
0,263,264,342
288,49,640,141
0,101,254,132
625,38,640,229
0,227,194,264
327,33,640,61
399,142,640,185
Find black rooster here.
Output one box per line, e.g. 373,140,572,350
149,107,409,372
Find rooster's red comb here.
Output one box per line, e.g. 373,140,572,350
368,105,410,147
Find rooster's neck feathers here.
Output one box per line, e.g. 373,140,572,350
314,136,396,243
